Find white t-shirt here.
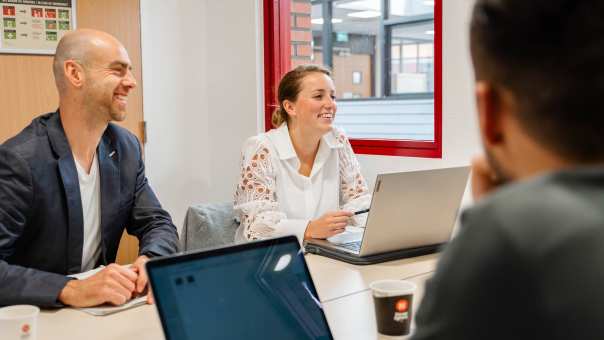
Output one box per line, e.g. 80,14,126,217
74,153,102,272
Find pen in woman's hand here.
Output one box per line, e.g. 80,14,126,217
353,208,370,215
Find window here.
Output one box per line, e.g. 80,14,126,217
264,0,441,157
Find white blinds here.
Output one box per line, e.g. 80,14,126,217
334,98,435,141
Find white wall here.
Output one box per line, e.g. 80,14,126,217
140,0,480,233
141,0,262,232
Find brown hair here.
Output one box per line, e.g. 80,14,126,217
271,64,332,128
470,0,604,162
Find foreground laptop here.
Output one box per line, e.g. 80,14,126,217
147,235,333,340
304,166,470,265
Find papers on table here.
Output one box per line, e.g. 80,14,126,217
67,266,105,280
77,296,147,316
327,226,365,244
68,266,148,316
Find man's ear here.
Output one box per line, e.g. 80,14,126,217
283,99,295,118
476,81,504,147
64,60,85,89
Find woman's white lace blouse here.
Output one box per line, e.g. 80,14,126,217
234,123,371,242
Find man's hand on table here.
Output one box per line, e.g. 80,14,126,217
131,255,154,304
58,255,154,307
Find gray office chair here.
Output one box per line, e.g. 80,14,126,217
181,202,240,251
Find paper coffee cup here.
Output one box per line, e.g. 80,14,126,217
0,305,39,340
370,280,416,336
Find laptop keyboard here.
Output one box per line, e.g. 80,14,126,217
338,241,361,253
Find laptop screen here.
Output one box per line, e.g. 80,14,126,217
147,236,333,340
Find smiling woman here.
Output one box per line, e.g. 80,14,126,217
233,65,372,243
274,65,336,144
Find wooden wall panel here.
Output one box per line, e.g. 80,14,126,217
0,56,58,141
0,0,144,264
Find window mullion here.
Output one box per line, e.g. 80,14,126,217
378,0,387,97
322,0,333,69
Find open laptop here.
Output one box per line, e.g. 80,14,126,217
147,236,333,340
304,166,470,265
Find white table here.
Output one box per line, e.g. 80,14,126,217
38,254,438,339
306,253,437,302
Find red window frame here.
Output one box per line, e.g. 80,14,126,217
263,0,442,158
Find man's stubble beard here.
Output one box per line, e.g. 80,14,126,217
82,83,126,124
109,107,127,122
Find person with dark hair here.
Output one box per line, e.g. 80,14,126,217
233,65,370,242
411,1,604,339
0,29,179,308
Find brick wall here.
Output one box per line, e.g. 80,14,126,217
290,0,313,68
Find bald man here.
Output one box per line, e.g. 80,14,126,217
0,29,179,307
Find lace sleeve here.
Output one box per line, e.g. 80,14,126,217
233,137,286,240
336,130,372,225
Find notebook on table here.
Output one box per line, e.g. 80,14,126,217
304,166,470,265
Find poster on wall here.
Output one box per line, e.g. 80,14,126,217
0,0,75,55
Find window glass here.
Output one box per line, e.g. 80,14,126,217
388,0,433,19
306,0,436,143
390,21,434,94
312,0,381,99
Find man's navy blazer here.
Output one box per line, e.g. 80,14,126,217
0,111,179,307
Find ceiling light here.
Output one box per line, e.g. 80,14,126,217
311,18,343,25
389,1,406,16
347,10,381,18
337,0,379,11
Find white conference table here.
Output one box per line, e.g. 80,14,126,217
38,253,438,340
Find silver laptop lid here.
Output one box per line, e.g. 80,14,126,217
359,166,470,256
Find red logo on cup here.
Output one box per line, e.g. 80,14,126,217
21,323,31,334
395,299,408,312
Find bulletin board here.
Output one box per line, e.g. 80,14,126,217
0,0,75,54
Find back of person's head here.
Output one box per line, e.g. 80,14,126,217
272,64,332,128
470,0,604,162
